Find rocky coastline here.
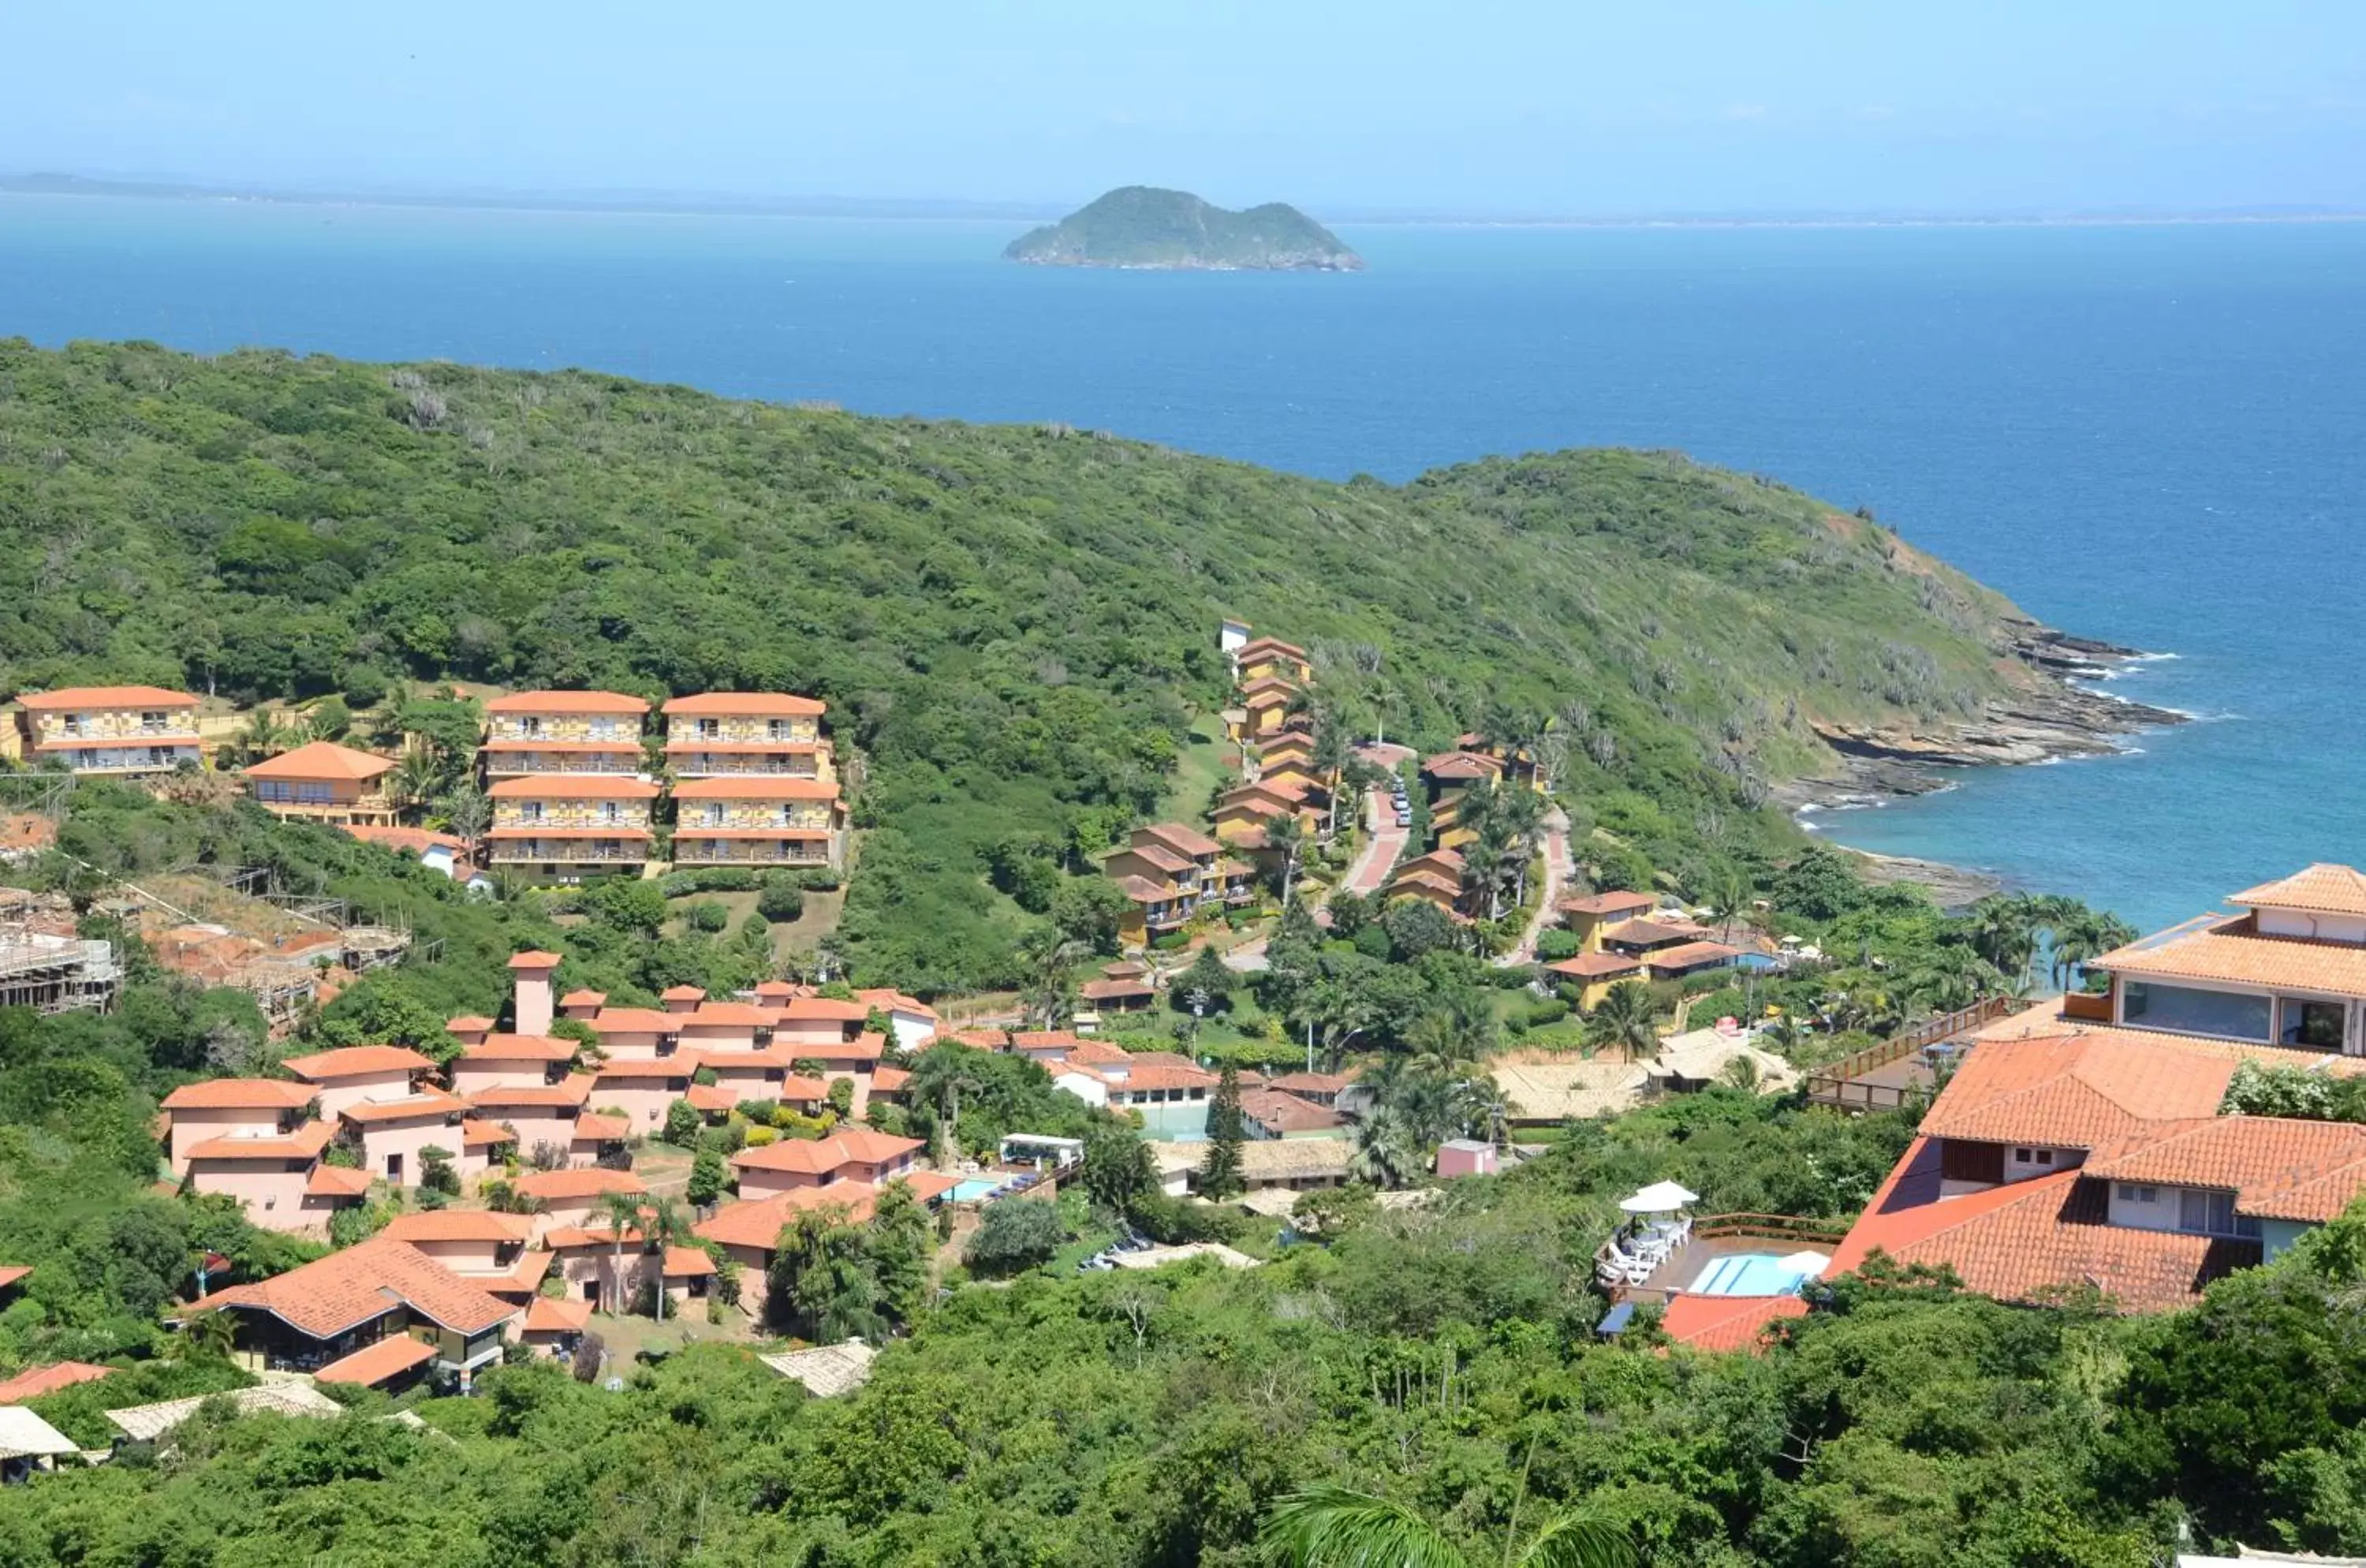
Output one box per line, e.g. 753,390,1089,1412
1772,615,2186,907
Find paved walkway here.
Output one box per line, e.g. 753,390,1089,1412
1342,788,1408,897
1497,807,1573,965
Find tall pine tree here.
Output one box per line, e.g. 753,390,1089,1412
1199,1062,1247,1199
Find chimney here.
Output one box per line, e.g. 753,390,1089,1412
508,950,561,1037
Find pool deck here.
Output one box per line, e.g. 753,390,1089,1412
1624,1234,1832,1307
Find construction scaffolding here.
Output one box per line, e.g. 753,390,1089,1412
0,886,121,1016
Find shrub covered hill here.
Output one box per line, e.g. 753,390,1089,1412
1,338,2077,989
1004,185,1364,271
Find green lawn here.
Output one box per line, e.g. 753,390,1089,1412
1154,719,1237,825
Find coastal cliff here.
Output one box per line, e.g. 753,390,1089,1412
1005,187,1363,271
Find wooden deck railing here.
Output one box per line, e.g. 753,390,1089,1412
1690,1212,1850,1244
1803,996,2015,1112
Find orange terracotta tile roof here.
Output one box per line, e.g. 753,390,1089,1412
465,1078,594,1109
1137,822,1225,859
1545,952,1645,980
1644,941,1744,972
185,1122,338,1161
1919,1033,2237,1151
1828,1137,2254,1314
483,689,649,715
523,1295,593,1334
730,1129,921,1176
1267,1070,1352,1094
869,1066,911,1092
242,741,397,782
671,775,839,800
1010,1029,1084,1052
591,1055,701,1081
856,988,936,1019
662,692,826,716
695,1182,881,1246
1235,636,1308,660
1559,890,1662,917
160,1077,315,1111
0,1267,28,1291
685,1002,771,1028
458,1118,518,1147
662,1245,717,1278
2087,1115,2366,1223
315,1333,439,1387
280,1045,434,1081
446,1016,495,1033
951,1028,1008,1048
487,775,659,800
1422,750,1503,781
777,997,871,1023
560,989,607,1007
591,1007,677,1034
305,1164,375,1199
188,1236,516,1338
339,1087,469,1126
461,1033,578,1062
2230,863,2366,917
16,685,198,710
1399,848,1465,877
1112,874,1175,903
1603,917,1710,946
661,985,705,1001
1237,676,1301,702
1240,1088,1343,1133
2093,913,2366,995
1390,869,1461,896
1662,1294,1810,1353
0,1361,114,1403
685,1084,739,1113
379,1211,537,1244
573,1112,632,1141
662,739,828,756
341,823,468,858
509,950,564,969
513,1167,647,1201
1080,976,1157,1002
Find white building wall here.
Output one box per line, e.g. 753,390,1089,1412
2004,1144,2078,1183
2107,1181,2181,1232
2258,909,2366,943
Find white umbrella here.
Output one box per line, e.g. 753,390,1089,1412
1779,1250,1830,1279
1618,1181,1699,1214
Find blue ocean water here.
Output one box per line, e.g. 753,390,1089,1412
3,195,2362,931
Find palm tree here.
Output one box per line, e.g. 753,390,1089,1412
1266,814,1308,909
236,711,292,764
1349,1107,1421,1189
642,1197,692,1324
1454,1074,1516,1148
1262,1483,1633,1568
438,787,492,872
390,749,442,812
909,1048,982,1164
599,1191,644,1316
1013,927,1085,1031
173,1308,237,1363
1309,715,1354,840
1708,866,1751,944
1585,981,1660,1061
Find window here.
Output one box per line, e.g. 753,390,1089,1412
2123,980,2274,1042
2177,1188,2261,1238
599,802,621,824
518,715,542,737
767,719,789,739
2033,1148,2054,1166
2280,996,2349,1050
2118,1184,2159,1204
698,719,720,738
2014,1148,2031,1162
703,803,725,825
519,801,544,822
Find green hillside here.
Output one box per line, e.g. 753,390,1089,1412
0,339,2041,989
1004,185,1364,270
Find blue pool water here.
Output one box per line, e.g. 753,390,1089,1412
4,200,2361,925
1689,1252,1827,1297
948,1178,1004,1204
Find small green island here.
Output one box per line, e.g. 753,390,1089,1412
1004,185,1364,271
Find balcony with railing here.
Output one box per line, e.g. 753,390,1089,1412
672,842,834,867
486,841,650,864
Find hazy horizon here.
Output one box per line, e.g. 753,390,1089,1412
9,1,2364,218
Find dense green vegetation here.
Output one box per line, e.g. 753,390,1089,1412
6,1080,2366,1564
0,340,2051,991
1003,185,1364,270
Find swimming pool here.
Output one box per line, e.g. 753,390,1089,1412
1687,1251,1828,1297
948,1178,1006,1203
1133,1101,1209,1141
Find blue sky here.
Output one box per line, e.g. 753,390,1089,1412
9,0,2363,215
